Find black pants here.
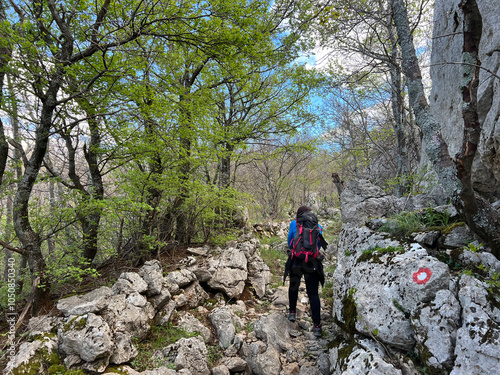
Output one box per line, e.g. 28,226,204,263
288,263,321,326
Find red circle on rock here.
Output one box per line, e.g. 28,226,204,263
413,268,432,284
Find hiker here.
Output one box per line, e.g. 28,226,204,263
284,205,328,338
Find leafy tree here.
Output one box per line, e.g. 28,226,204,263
5,0,215,314
318,0,427,194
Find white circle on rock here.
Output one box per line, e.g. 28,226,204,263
418,273,427,280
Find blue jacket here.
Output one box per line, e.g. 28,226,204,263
287,220,323,250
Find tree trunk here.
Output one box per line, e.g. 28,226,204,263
387,4,409,196
81,114,104,262
174,66,204,245
0,1,11,185
219,142,234,189
13,13,74,314
392,0,500,255
14,103,55,313
3,196,13,281
47,172,56,257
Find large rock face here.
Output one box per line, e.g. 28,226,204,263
332,181,500,374
430,0,500,199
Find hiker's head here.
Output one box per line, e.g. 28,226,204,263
296,205,311,218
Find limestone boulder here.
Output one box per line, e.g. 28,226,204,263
207,247,248,298
163,336,210,375
241,340,281,375
57,286,112,316
177,312,211,342
340,348,402,375
182,280,209,309
138,260,164,296
165,269,197,288
333,225,452,351
117,272,149,294
103,294,155,340
253,312,292,353
411,289,461,370
340,179,400,225
209,306,237,349
247,253,271,298
451,274,500,374
59,313,113,372
4,335,59,375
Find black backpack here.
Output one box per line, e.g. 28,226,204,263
292,211,321,262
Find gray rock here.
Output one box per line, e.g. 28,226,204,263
103,294,155,340
253,312,291,352
411,289,461,370
221,356,247,372
177,312,211,342
341,348,402,375
413,231,441,247
187,246,210,256
57,286,112,316
165,269,197,288
209,306,236,349
237,239,259,258
4,336,59,375
430,0,500,197
163,336,210,375
148,288,172,311
477,251,500,275
210,365,230,375
451,276,500,374
127,291,148,307
334,225,452,352
207,247,248,298
247,254,271,298
241,340,281,375
140,367,179,375
59,313,113,368
340,179,400,225
440,224,474,248
157,300,177,326
110,331,138,364
138,260,164,296
27,315,60,338
191,268,213,282
183,280,209,309
118,272,149,294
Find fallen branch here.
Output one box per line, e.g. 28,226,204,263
15,276,40,331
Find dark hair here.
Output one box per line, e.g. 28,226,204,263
296,205,311,218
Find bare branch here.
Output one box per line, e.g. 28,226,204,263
8,138,28,167
427,61,500,81
0,239,25,255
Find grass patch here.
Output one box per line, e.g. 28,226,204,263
259,237,288,287
378,211,424,237
131,324,199,372
206,344,224,367
321,280,334,308
378,209,459,239
356,245,404,264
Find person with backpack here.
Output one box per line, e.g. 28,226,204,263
284,205,328,338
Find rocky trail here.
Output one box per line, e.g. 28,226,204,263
5,181,500,375
4,234,340,375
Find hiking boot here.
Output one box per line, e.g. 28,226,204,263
288,312,296,322
313,325,322,338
